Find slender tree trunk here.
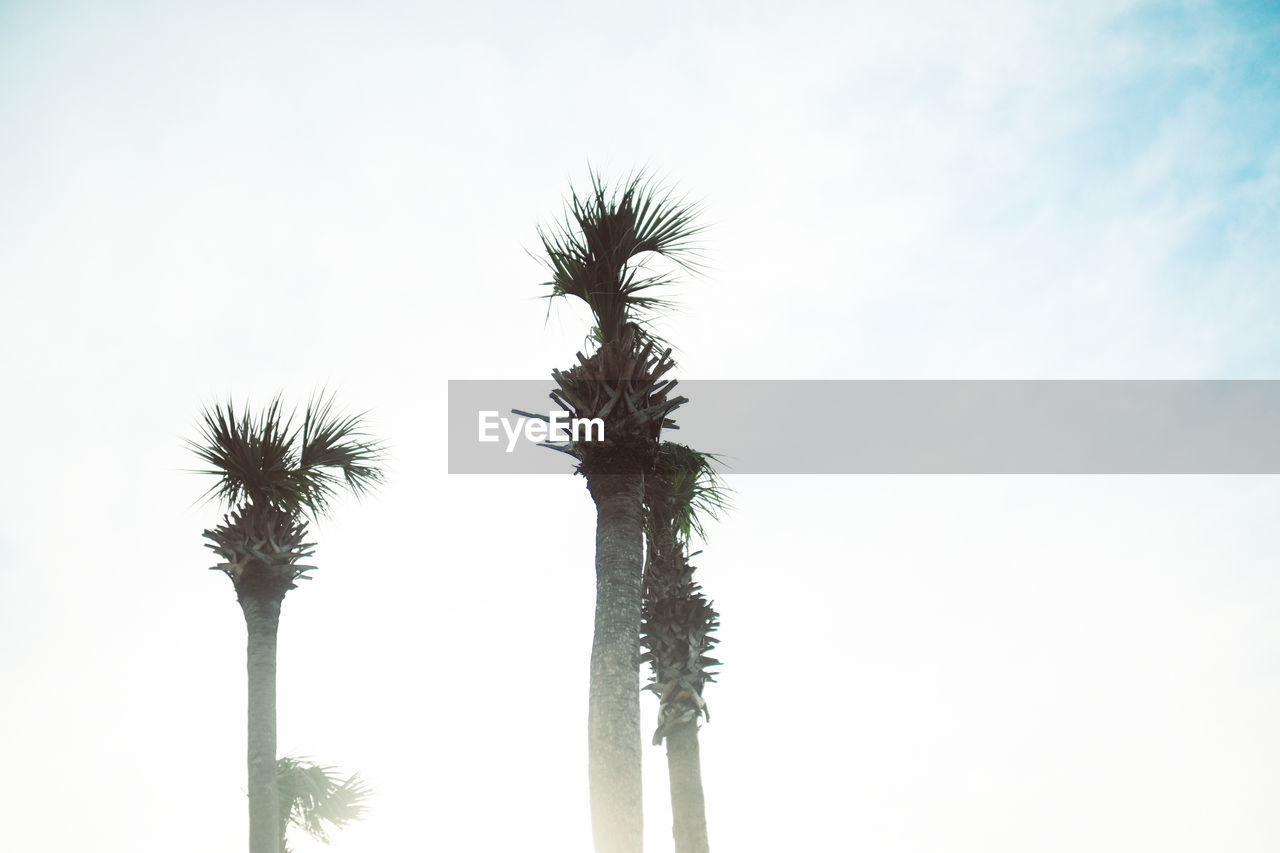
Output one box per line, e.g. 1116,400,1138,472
586,473,646,853
241,594,283,853
665,720,710,853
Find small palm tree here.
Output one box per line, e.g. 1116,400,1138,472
536,171,704,853
642,443,726,853
190,395,383,853
276,756,371,853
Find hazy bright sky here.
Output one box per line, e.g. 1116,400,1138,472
2,1,1279,851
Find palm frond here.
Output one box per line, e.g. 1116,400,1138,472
187,397,301,510
188,394,385,519
647,442,730,545
296,392,386,516
277,756,372,851
537,169,705,345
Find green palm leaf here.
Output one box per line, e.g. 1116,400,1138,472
646,442,730,546
188,393,385,518
537,169,705,346
276,756,372,853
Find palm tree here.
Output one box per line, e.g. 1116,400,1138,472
537,171,704,853
642,443,725,853
190,395,383,853
276,756,372,853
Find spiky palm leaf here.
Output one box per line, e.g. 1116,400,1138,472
189,393,385,519
645,443,728,547
538,170,705,346
296,396,384,509
189,397,299,510
276,756,371,853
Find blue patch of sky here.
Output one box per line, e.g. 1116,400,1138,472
1071,2,1279,186
1066,3,1280,327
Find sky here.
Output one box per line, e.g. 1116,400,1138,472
2,0,1279,850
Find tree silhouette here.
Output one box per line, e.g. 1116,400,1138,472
190,394,383,853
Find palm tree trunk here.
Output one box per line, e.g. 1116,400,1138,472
586,473,646,853
241,594,283,853
665,720,710,853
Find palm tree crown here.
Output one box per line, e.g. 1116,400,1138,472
190,395,384,595
190,395,384,519
534,174,703,478
644,442,728,548
538,170,704,347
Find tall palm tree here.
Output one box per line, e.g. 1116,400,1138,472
190,395,383,853
642,443,725,853
276,756,372,853
537,171,704,853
